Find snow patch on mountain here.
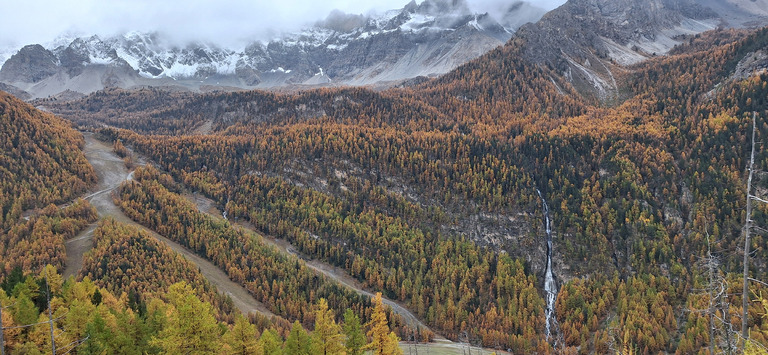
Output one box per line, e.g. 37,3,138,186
0,0,549,98
2,0,543,81
468,17,485,31
400,13,437,31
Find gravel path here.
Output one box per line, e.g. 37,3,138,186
64,133,276,319
68,132,509,353
187,193,517,354
187,192,439,336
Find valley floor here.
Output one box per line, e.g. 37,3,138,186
67,132,514,354
64,132,276,318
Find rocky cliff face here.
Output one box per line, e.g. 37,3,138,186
0,45,59,83
0,0,546,99
5,0,763,100
515,0,768,100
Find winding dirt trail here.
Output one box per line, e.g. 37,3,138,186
69,133,508,353
190,193,516,354
64,133,127,279
64,133,276,319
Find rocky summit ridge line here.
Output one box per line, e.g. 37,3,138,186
2,0,767,101
0,0,546,99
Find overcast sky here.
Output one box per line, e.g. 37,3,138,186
0,0,566,49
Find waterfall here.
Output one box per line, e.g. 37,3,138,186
537,189,559,342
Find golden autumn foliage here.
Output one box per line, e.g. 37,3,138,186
0,199,97,275
114,166,415,340
1,267,395,354
66,27,768,351
80,218,238,323
0,91,96,230
10,24,768,353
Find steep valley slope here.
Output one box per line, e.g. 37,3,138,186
3,0,768,352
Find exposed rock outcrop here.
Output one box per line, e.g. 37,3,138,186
0,0,547,99
515,0,768,100
0,45,58,83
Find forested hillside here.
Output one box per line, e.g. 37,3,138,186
80,218,240,324
1,200,96,274
0,264,403,354
40,26,768,353
0,91,420,354
0,92,96,230
0,90,98,285
2,8,768,355
114,166,424,339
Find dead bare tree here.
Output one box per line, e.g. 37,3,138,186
742,112,757,345
697,230,737,355
740,111,768,351
0,301,5,355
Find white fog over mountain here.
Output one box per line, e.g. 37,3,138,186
0,0,566,50
0,0,559,97
2,0,764,99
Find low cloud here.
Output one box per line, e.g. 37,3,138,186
468,0,565,14
0,0,566,49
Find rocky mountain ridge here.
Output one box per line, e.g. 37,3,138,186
0,0,546,99
3,0,767,101
514,0,768,99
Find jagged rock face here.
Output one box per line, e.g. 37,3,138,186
418,0,470,14
0,45,58,83
0,0,546,99
732,49,768,81
58,46,90,77
564,0,715,42
519,0,715,65
515,0,768,100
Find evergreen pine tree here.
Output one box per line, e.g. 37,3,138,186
150,282,222,354
343,309,367,355
312,298,346,355
257,328,283,355
223,315,260,355
285,320,312,355
365,293,402,355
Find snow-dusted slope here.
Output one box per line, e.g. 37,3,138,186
515,0,768,100
0,0,546,98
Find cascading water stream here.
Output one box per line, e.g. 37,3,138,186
537,189,559,343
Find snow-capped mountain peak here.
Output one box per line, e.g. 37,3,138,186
0,0,547,98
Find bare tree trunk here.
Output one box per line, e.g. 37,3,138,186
742,112,757,345
720,291,733,355
707,234,716,355
46,272,56,355
0,302,5,355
